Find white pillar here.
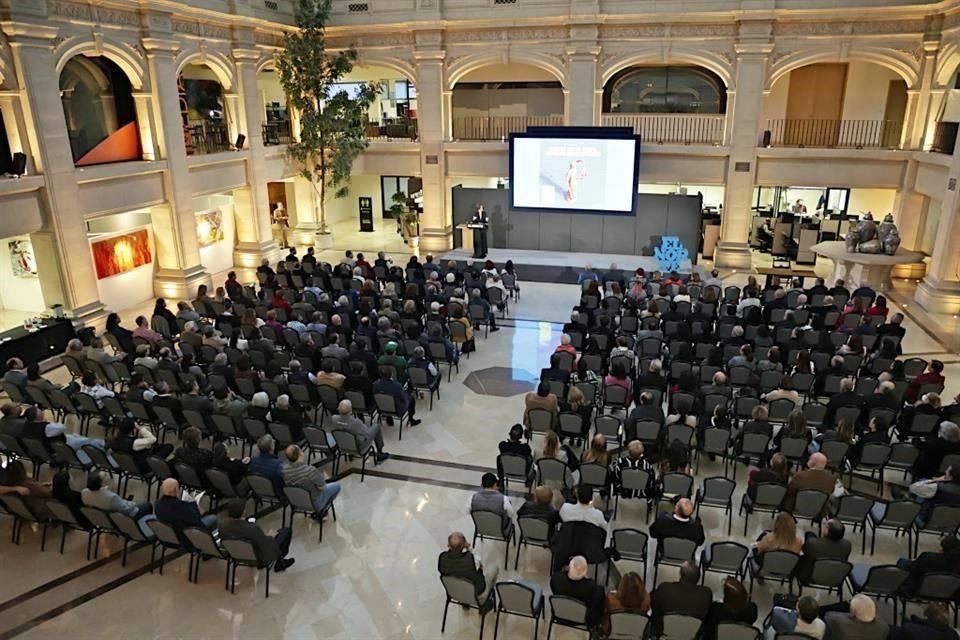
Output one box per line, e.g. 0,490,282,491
143,37,210,299
915,131,960,313
415,49,450,253
715,42,772,268
565,46,600,126
3,22,105,324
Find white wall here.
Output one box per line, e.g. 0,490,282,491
450,176,503,189
0,236,46,313
841,62,900,121
195,194,236,276
323,174,384,226
848,188,896,216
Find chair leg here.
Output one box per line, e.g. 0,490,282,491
441,598,450,632
493,609,501,640
60,526,68,554
265,568,270,598
479,606,486,640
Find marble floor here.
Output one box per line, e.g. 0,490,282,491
1,267,959,639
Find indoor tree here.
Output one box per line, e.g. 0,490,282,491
277,0,378,242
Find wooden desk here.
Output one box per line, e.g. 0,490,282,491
755,266,818,288
456,223,474,252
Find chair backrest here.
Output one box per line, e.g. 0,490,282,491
808,559,852,587
635,420,661,443
607,611,648,640
666,423,694,447
221,537,261,565
820,440,849,469
595,415,621,439
707,541,749,572
109,511,151,541
660,536,698,562
246,474,281,500
662,614,703,640
858,565,909,595
620,468,651,494
498,453,529,479
793,490,829,519
858,444,891,468
283,485,316,512
717,622,762,640
914,572,960,601
604,384,628,406
527,408,554,434
701,476,735,503
183,527,223,557
742,432,770,456
779,437,808,462
702,428,731,453
888,443,919,469
441,575,480,607
471,509,507,539
374,393,399,416
759,550,801,578
835,494,874,523
147,519,182,546
612,528,648,560
877,499,922,528
537,457,569,487
550,595,589,625
579,462,609,488
768,399,796,423
46,499,82,527
495,581,539,615
517,516,551,544
753,483,788,509
661,472,693,497
923,504,960,533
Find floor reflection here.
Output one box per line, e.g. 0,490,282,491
511,320,562,377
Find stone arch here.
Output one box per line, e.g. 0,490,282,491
600,49,733,91
446,51,567,90
175,48,236,91
353,53,417,84
935,42,960,87
59,55,112,93
54,37,146,90
768,47,920,90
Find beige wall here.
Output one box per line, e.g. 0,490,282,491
452,87,564,118
848,188,896,216
456,63,559,84
762,76,790,126
322,174,384,225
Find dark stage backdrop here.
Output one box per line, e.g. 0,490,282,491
451,188,701,262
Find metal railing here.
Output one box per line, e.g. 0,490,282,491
262,121,294,146
185,121,231,155
451,115,564,141
365,119,418,140
600,113,725,145
764,119,903,149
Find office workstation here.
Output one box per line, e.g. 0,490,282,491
750,185,855,265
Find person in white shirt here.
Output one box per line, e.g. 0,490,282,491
79,372,115,407
133,344,158,369
704,269,723,290
765,595,825,639
559,484,608,532
736,292,762,318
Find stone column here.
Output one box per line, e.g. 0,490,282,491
143,37,210,299
915,131,960,313
565,46,600,126
131,92,158,161
232,47,280,270
903,41,939,151
289,176,320,246
3,22,105,324
890,169,929,280
715,40,773,269
415,48,450,253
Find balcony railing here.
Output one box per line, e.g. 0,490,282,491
600,113,725,145
365,119,418,140
764,119,903,149
262,121,294,146
185,121,231,155
451,115,564,141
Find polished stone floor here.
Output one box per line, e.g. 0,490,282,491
1,273,958,640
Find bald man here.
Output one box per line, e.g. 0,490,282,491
650,497,705,546
437,531,498,603
784,452,835,513
153,478,217,531
551,556,605,627
824,594,888,640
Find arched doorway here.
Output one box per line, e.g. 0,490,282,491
178,63,231,155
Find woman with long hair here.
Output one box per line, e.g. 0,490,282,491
706,577,758,639
602,571,650,634
582,434,610,467
756,512,802,554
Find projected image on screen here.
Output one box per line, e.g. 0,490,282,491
512,137,637,213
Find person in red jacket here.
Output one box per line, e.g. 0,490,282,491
906,360,945,403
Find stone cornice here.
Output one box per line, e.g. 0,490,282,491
0,21,59,40
412,49,446,62
140,37,181,53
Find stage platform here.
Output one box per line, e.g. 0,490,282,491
439,248,696,284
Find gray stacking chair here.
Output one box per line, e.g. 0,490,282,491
492,580,544,640
547,595,591,639
440,575,494,639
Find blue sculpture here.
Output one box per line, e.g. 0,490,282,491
654,236,690,272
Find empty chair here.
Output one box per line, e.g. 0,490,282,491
914,504,960,557
748,549,800,595
547,595,591,639
283,485,336,542
609,528,649,584
514,515,553,570
793,489,830,526
607,610,649,640
696,476,736,534
701,541,749,584
799,558,852,601
739,483,787,536
833,494,875,554
868,499,921,555
492,580,544,640
653,536,698,585
716,622,761,640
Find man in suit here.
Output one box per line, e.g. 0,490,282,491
650,561,713,634
824,377,864,427
218,498,294,571
517,485,561,538
373,366,421,427
438,530,498,605
650,498,705,546
699,371,733,400
470,205,489,258
550,555,605,627
154,478,217,531
889,603,957,640
798,518,852,582
784,452,835,512
824,594,888,640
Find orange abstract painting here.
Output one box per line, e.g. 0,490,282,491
91,229,152,279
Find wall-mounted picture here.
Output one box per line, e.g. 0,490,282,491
91,229,152,279
196,209,225,247
9,239,37,278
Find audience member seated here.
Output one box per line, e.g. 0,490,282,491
550,555,605,628
20,406,105,466
108,417,174,472
82,471,156,535
523,381,559,431
798,518,851,583
333,399,388,463
704,577,757,640
889,603,957,640
373,366,421,427
438,530,498,607
517,485,561,538
612,440,656,501
650,498,705,546
823,595,888,640
172,427,214,479
282,444,340,515
784,452,834,512
601,571,650,636
765,595,825,639
747,453,788,500
219,498,295,572
468,472,517,536
650,561,713,635
0,460,51,518
559,484,608,532
247,435,285,491
154,477,217,531
912,420,960,480
906,360,945,403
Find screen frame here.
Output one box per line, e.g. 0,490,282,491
508,126,641,216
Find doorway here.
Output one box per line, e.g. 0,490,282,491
381,176,413,218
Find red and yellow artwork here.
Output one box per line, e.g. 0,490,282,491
91,229,152,279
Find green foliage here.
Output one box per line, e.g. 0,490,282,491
276,0,378,229
390,191,420,238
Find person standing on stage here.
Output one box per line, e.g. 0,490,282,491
471,205,489,258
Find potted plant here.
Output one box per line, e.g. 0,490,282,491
390,191,420,249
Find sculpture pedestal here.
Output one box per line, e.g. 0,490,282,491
811,241,925,290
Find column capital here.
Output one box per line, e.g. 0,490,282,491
923,39,941,55
232,47,263,63
734,43,774,57
565,45,602,60
141,37,181,55
0,21,58,42
413,49,446,63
